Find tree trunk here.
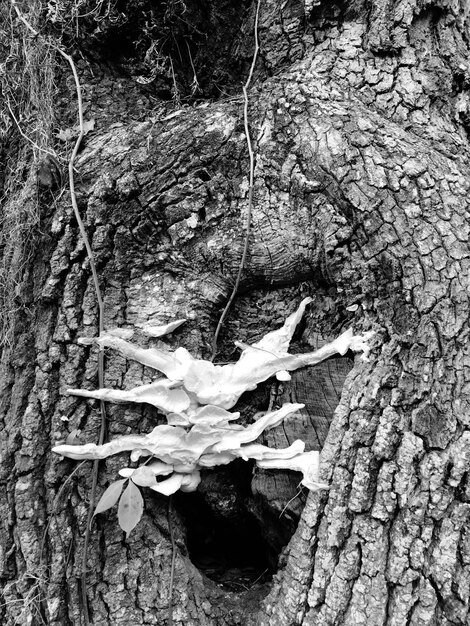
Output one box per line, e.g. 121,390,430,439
1,0,470,624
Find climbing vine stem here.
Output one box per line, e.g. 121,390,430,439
10,3,106,624
167,496,176,626
211,0,261,361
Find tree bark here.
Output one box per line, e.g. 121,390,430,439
1,0,470,625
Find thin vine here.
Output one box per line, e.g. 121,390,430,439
167,496,176,626
10,3,106,624
210,0,262,361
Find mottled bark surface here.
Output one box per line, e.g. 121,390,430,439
1,0,470,624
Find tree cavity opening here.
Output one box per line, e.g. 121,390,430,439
175,460,284,592
174,349,354,592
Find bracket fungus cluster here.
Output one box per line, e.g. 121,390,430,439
53,298,373,534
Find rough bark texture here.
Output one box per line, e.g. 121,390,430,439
1,0,470,624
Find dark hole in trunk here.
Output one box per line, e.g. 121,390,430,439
174,352,353,593
175,460,279,592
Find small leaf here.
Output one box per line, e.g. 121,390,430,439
56,127,76,142
118,468,134,478
83,118,95,135
130,465,157,487
118,481,144,536
56,119,94,142
94,479,127,516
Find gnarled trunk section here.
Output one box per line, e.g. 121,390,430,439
1,0,470,624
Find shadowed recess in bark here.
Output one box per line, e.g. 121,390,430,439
175,461,274,591
170,347,353,594
48,0,255,100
